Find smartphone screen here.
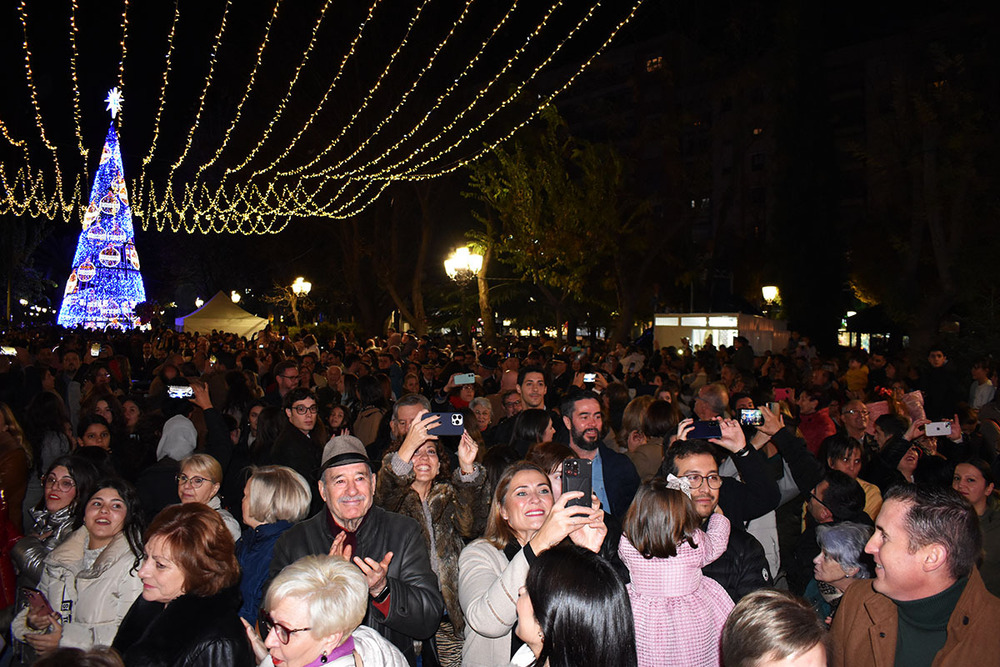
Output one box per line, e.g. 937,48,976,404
740,409,764,427
167,385,194,399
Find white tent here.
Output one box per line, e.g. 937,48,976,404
175,291,268,338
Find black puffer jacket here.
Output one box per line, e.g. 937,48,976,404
702,522,773,602
112,587,254,667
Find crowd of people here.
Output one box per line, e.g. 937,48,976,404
0,324,998,666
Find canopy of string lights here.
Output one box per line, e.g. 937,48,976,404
0,0,643,234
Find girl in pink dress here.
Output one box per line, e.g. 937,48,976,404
618,476,734,667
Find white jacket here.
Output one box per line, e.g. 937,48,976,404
458,538,532,667
12,527,143,650
258,625,408,667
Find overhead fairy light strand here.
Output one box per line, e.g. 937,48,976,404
224,0,337,176
141,1,181,172
116,0,130,129
16,0,66,213
195,0,282,176
307,0,565,181
276,0,522,179
68,0,88,162
254,0,441,178
169,0,232,174
402,0,646,180
0,0,645,233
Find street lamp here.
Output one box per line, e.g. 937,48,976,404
762,285,779,303
445,247,484,341
444,247,483,284
195,297,204,308
231,291,241,304
288,277,312,328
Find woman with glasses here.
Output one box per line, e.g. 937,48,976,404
12,479,144,660
112,503,254,666
12,456,100,589
177,454,241,541
242,554,407,667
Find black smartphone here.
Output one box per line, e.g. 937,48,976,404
562,458,592,509
427,412,465,437
688,420,722,440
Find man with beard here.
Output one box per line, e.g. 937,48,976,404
662,439,773,602
561,390,639,518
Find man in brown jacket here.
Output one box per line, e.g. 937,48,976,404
830,484,1000,666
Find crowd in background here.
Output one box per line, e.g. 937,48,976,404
0,323,997,666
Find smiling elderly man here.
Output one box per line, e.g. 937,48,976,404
268,436,444,666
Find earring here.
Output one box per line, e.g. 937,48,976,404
320,653,328,664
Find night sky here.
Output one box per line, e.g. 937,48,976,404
0,0,984,340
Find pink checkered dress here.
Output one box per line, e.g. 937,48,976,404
618,513,734,667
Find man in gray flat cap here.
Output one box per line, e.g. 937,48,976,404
268,435,444,666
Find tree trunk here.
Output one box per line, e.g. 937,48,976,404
410,183,433,336
477,245,497,346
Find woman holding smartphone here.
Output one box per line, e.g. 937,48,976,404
458,462,605,666
12,478,144,660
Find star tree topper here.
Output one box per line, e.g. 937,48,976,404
105,87,123,119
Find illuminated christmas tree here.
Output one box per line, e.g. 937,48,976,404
57,88,146,330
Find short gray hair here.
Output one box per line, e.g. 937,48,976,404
816,521,874,579
264,555,368,638
392,393,431,421
245,466,312,524
470,397,492,414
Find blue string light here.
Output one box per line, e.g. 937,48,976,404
57,96,146,330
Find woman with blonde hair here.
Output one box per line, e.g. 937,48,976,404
177,453,241,541
243,555,407,667
235,466,312,623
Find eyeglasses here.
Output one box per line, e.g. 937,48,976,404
292,404,319,415
682,473,723,489
261,613,310,644
176,474,214,488
279,374,300,381
842,409,869,417
503,401,521,408
43,476,75,492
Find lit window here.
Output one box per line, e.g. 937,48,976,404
753,127,763,136
646,56,663,72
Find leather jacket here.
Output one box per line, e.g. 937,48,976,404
269,505,444,666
